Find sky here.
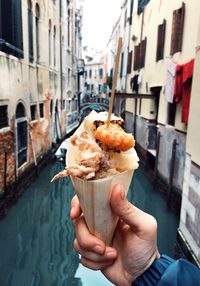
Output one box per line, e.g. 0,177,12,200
81,0,123,51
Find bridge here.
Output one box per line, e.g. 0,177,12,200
79,97,109,120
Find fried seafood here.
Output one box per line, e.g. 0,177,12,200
51,110,139,182
51,131,109,182
95,123,135,151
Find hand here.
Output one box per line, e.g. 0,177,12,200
70,185,160,286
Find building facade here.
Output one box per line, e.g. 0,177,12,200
82,47,108,100
107,0,200,264
0,0,83,193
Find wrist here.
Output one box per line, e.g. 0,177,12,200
132,254,175,286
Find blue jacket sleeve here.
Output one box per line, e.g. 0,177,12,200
133,255,200,286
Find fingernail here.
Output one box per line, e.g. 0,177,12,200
94,245,104,254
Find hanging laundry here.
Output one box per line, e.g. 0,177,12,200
174,59,194,124
165,61,176,103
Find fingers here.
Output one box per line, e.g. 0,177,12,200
74,239,117,270
111,185,157,235
70,195,82,219
74,214,106,255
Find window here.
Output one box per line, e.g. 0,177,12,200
39,103,44,118
85,70,87,79
133,38,147,70
120,52,124,78
124,10,127,27
35,3,40,62
49,19,52,66
30,104,37,120
156,20,166,61
170,3,185,55
0,0,24,58
16,102,27,168
129,0,134,25
62,100,66,110
67,68,71,87
99,68,103,78
67,9,71,48
127,51,132,74
0,105,9,129
89,69,92,78
137,0,150,15
28,0,34,62
16,102,26,118
53,26,56,67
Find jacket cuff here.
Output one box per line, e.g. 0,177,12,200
132,255,175,286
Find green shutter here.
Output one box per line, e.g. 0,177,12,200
28,9,34,62
137,0,150,15
0,0,23,58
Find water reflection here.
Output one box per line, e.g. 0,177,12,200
0,161,179,286
0,161,81,286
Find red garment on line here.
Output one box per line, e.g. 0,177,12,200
174,59,194,124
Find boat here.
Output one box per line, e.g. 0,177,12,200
55,138,70,161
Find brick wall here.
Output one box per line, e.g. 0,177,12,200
0,127,16,193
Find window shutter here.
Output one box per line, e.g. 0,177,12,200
178,2,185,52
120,52,124,78
127,51,132,74
0,0,13,50
156,19,166,61
140,38,147,68
170,2,185,55
170,10,176,55
134,45,139,71
137,0,150,15
129,0,134,25
0,0,23,58
28,9,34,62
12,0,24,58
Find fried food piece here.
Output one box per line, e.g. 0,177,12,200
51,131,109,181
94,123,135,152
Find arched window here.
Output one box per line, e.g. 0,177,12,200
53,26,56,67
49,19,52,66
16,102,26,118
28,0,34,62
35,3,40,62
15,102,28,168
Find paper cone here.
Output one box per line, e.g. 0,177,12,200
70,170,134,245
65,115,138,245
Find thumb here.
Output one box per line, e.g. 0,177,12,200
110,185,156,233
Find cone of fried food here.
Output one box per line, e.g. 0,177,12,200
51,110,139,245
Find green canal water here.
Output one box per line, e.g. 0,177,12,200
0,160,179,286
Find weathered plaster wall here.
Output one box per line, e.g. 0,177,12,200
158,125,186,190
180,154,200,262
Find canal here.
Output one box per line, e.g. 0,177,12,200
0,160,179,286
